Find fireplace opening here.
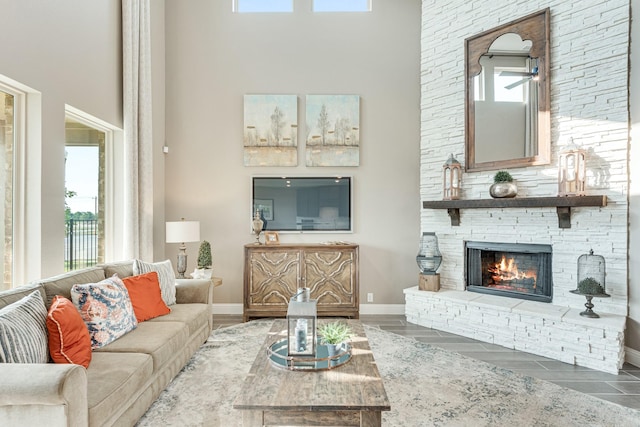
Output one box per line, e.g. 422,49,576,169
465,241,552,303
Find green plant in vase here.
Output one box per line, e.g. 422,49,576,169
490,170,517,198
318,321,353,358
493,170,513,183
193,240,213,279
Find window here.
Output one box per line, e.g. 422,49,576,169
234,0,293,12
64,110,111,271
0,88,15,290
494,67,528,103
313,0,371,12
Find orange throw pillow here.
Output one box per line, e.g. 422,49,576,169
122,272,171,322
46,295,92,368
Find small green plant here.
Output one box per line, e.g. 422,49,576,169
577,277,604,295
493,170,514,183
317,321,353,345
197,240,212,269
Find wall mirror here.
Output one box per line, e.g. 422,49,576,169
465,8,550,172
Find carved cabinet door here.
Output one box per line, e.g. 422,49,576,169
303,248,356,309
246,248,300,309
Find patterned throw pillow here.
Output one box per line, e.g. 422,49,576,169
70,275,138,350
47,295,92,368
133,259,177,306
0,290,48,363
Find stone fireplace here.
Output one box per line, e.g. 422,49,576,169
411,0,630,374
465,242,552,303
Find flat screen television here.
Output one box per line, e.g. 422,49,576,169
252,176,352,232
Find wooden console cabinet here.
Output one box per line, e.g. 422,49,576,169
243,243,359,322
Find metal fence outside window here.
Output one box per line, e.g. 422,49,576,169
65,219,98,271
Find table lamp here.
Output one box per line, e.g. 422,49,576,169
166,219,200,278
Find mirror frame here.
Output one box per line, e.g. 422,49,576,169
465,8,550,172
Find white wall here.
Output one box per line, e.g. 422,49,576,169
0,0,123,280
420,1,629,311
163,0,422,307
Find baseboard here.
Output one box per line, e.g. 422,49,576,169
211,303,406,316
212,303,243,315
626,346,640,368
359,304,405,315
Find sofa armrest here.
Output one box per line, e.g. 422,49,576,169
175,278,214,305
0,363,88,427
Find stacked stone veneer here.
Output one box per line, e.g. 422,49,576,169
405,288,625,374
416,0,630,372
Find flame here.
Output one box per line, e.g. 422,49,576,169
488,255,537,283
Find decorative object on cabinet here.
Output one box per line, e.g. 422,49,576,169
287,289,317,357
243,243,359,322
570,249,609,318
193,240,213,279
490,170,517,198
165,219,200,278
305,95,360,166
243,94,298,167
416,232,442,291
253,198,274,221
251,209,264,245
264,231,280,245
442,154,462,200
558,139,586,196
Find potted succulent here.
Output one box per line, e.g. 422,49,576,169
317,321,354,357
192,240,213,279
490,170,517,198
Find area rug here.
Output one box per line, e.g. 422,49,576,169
137,320,640,426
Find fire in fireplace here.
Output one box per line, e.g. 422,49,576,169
465,241,552,303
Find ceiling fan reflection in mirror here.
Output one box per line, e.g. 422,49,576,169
501,66,539,89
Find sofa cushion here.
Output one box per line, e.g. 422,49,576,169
147,303,209,336
101,260,135,280
0,290,48,363
46,295,92,368
71,275,138,349
35,267,106,308
0,284,47,310
122,272,171,322
133,259,177,306
94,321,188,372
86,352,153,424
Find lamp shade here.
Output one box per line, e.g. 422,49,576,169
165,221,200,243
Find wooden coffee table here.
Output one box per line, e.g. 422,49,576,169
233,319,390,426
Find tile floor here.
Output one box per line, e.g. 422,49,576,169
213,313,640,411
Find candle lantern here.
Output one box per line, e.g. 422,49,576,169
416,232,442,291
558,140,586,196
570,249,609,318
443,154,462,200
287,288,317,357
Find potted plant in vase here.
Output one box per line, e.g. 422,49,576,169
490,170,517,198
192,240,213,279
317,321,353,357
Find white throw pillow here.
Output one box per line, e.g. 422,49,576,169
0,290,48,363
133,259,177,306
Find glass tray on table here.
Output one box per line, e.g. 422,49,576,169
267,338,352,371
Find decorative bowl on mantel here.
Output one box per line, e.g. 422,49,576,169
489,182,518,198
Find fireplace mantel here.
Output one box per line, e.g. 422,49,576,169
422,195,607,228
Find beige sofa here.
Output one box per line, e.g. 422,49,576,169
0,261,214,427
